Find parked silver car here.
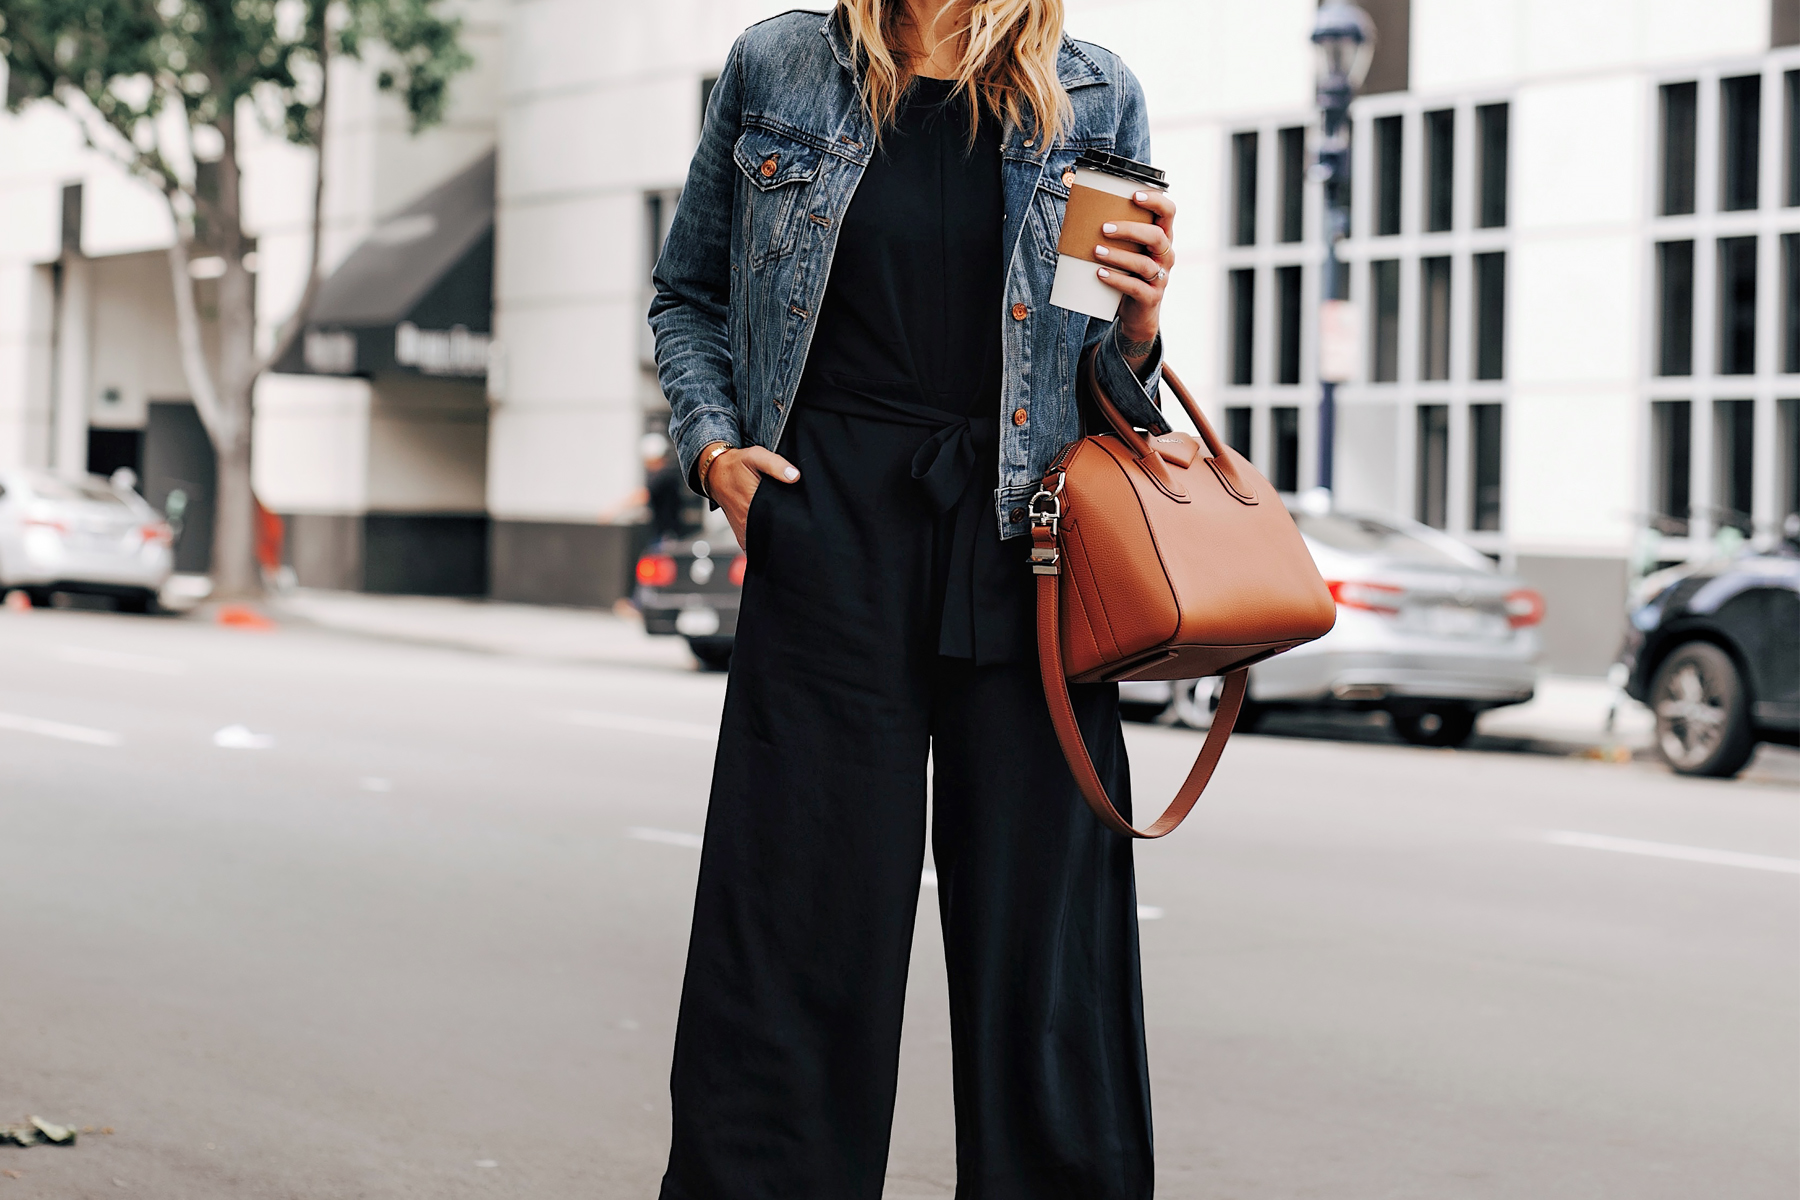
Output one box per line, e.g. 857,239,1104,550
1121,507,1543,746
0,471,174,611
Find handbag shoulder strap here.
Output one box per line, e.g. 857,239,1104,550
1035,560,1247,839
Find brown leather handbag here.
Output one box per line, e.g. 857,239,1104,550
1031,352,1337,838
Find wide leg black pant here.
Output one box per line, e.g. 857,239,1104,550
659,401,1153,1200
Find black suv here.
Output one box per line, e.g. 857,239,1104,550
1618,528,1800,777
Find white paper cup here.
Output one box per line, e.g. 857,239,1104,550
1050,159,1168,322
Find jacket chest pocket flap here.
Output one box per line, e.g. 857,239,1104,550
734,126,824,269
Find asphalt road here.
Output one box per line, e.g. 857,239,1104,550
0,606,1795,1199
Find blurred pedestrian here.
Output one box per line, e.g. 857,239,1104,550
641,433,692,542
649,1,1176,1196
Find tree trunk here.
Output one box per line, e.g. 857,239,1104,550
206,108,262,599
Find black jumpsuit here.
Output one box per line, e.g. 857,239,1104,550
660,78,1153,1200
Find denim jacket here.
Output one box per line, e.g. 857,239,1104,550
649,7,1166,538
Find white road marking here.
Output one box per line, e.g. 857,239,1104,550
628,827,704,849
1543,830,1800,875
0,711,122,746
566,711,718,741
52,645,186,675
213,724,275,750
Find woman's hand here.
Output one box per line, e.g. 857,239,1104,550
1093,188,1177,369
705,445,800,549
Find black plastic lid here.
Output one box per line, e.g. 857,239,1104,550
1073,150,1166,188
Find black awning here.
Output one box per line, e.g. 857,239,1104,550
277,151,494,379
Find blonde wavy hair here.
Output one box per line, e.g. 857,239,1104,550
838,0,1071,148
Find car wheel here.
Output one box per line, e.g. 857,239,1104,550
1391,706,1477,748
1649,641,1756,777
1171,677,1219,729
116,590,157,615
687,636,734,672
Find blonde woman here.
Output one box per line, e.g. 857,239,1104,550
649,0,1175,1194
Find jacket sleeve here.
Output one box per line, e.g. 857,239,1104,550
649,38,747,486
1081,57,1168,434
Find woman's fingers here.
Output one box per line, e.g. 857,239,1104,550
1095,264,1161,304
1093,243,1172,284
1131,188,1177,244
1101,219,1172,258
736,445,800,483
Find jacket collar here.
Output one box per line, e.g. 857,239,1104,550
821,8,1109,92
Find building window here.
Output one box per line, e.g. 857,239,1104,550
1786,234,1800,373
1232,131,1259,246
1476,102,1508,228
1229,268,1255,385
1374,114,1403,236
1419,257,1451,381
1787,72,1800,207
1278,126,1306,244
1780,397,1800,519
1276,265,1302,385
1470,403,1503,531
1721,74,1762,212
1370,259,1400,382
1473,251,1506,381
1651,399,1692,536
1423,108,1455,232
1660,82,1698,216
1713,398,1756,535
1416,404,1450,528
1272,406,1300,493
1225,406,1253,459
1718,236,1758,375
1657,240,1695,376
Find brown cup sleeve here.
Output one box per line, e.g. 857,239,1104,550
1056,183,1155,262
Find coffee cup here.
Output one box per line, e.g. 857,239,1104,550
1049,150,1168,322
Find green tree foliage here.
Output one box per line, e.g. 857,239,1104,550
0,0,473,597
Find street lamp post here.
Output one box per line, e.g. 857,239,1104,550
1310,1,1374,502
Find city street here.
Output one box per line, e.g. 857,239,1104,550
0,605,1795,1200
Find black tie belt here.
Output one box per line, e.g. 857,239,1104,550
794,374,1031,664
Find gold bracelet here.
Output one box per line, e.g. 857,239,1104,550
696,442,732,499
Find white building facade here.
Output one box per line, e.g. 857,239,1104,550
4,0,1799,672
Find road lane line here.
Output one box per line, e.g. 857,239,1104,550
628,827,705,849
567,711,718,741
0,711,122,746
52,645,186,675
1543,831,1800,875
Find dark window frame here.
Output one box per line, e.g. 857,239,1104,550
1721,74,1762,213
1476,102,1509,228
1424,108,1456,232
1473,251,1506,381
1420,256,1452,381
1660,81,1698,217
1278,126,1306,244
1651,399,1693,536
1713,398,1756,535
1225,406,1254,460
1228,268,1256,386
1371,258,1401,382
1271,406,1301,494
1416,404,1450,529
1231,131,1259,246
1374,114,1403,237
1276,264,1303,385
1718,235,1759,376
1470,403,1503,531
1657,240,1695,377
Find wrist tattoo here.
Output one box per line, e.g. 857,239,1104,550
1117,332,1158,359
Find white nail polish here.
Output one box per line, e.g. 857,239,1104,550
1102,223,1117,234
1097,267,1110,278
783,467,799,481
1095,245,1109,256
1135,191,1147,201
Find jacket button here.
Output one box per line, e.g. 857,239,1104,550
1011,302,1028,321
1012,408,1028,426
1009,506,1027,523
1062,169,1076,187
760,156,778,178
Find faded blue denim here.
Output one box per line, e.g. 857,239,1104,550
649,7,1165,538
